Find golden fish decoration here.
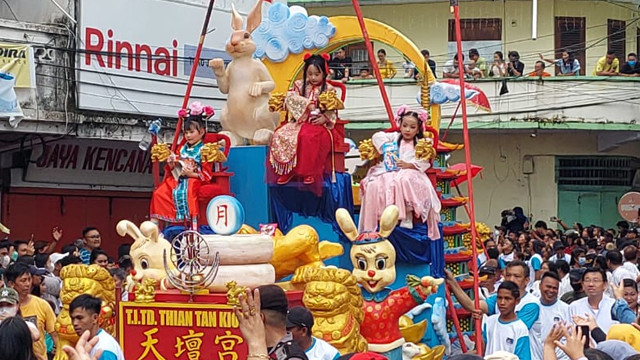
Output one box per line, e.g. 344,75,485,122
318,90,345,111
200,142,227,163
358,139,379,162
415,138,436,161
269,92,286,113
150,143,171,162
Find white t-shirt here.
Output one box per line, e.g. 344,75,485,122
539,300,571,360
611,266,635,286
549,253,571,263
305,337,340,360
91,329,125,360
569,296,618,333
558,274,572,298
622,262,640,280
482,315,531,360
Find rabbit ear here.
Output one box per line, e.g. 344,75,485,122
231,4,243,31
246,0,263,34
336,208,358,242
378,205,399,238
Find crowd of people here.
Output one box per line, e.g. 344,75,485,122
327,47,640,81
446,207,640,360
0,226,131,360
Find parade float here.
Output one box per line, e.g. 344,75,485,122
55,0,493,358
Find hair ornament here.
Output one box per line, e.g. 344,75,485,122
177,101,215,119
303,53,313,61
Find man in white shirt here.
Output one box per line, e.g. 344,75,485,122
622,245,640,281
569,268,618,333
286,306,340,360
607,251,634,286
549,242,571,263
537,272,571,360
70,294,125,360
556,260,572,298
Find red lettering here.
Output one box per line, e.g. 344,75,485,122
58,145,72,168
135,151,145,173
135,44,152,73
67,146,79,169
83,147,97,170
36,145,50,167
124,151,135,172
115,41,134,70
83,28,178,77
85,27,105,67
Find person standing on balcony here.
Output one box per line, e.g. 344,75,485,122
620,53,640,77
421,49,437,78
377,49,397,79
507,51,525,76
468,48,487,77
539,49,580,76
489,51,508,78
443,53,469,78
593,49,620,76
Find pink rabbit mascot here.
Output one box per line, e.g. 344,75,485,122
358,105,441,239
209,0,279,146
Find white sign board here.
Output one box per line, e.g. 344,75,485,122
77,0,266,118
25,139,154,188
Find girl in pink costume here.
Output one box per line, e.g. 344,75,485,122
358,105,441,239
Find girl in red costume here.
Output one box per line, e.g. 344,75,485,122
269,54,339,191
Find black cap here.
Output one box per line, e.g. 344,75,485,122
286,306,314,329
553,241,565,251
478,266,497,275
29,265,48,276
258,284,288,315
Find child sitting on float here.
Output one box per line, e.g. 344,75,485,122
269,53,343,191
150,102,215,225
358,105,441,239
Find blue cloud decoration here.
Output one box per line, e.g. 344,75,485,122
253,3,337,63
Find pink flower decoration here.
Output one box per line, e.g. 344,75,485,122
189,101,204,116
394,104,410,126
177,108,188,118
202,105,215,117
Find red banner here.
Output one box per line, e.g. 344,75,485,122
119,302,248,360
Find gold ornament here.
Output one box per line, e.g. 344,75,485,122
269,92,286,113
225,280,246,306
200,142,227,163
53,265,115,360
291,267,367,354
399,315,428,345
415,138,436,162
134,278,157,303
150,143,171,162
358,139,379,162
318,90,345,111
462,222,492,250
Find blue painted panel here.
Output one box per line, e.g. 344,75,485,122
227,146,270,228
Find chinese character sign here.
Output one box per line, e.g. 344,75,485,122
119,302,248,360
205,196,245,235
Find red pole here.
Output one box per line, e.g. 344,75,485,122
445,284,468,353
171,0,217,152
452,2,483,354
350,0,395,126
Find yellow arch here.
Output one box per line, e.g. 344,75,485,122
263,16,440,130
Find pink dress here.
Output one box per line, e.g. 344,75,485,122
358,131,441,240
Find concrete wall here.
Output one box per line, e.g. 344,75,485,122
444,130,640,227
307,0,638,73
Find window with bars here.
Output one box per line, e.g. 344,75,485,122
555,17,586,76
556,157,636,186
608,20,626,60
448,18,502,41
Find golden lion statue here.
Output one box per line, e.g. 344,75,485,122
54,265,115,360
292,267,367,354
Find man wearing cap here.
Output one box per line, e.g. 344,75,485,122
4,262,57,360
286,306,340,360
478,265,498,299
0,287,40,339
549,242,571,263
560,268,586,304
257,284,308,360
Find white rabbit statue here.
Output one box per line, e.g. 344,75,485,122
209,0,279,146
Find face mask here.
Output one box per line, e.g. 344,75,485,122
0,255,9,268
46,263,54,273
0,306,17,319
578,257,586,266
10,252,17,261
629,61,637,66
